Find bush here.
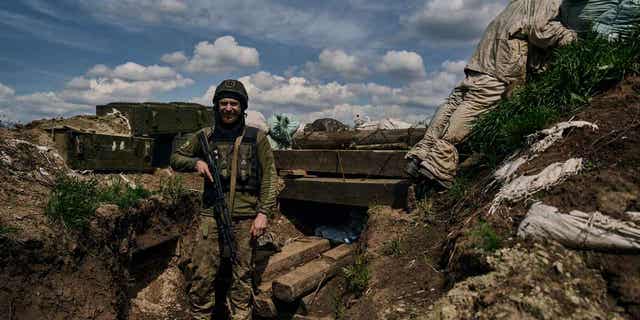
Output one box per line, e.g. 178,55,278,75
45,175,101,229
469,31,640,161
45,175,152,229
470,221,502,252
158,175,187,203
99,177,151,209
343,254,370,296
382,238,404,257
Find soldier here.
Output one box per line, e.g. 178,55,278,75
171,79,278,319
405,0,577,188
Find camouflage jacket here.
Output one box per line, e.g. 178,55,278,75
170,126,278,218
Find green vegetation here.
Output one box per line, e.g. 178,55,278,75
158,175,188,203
45,175,101,229
342,253,370,296
447,176,469,201
45,175,152,229
100,177,152,209
470,221,502,252
469,32,640,161
0,225,17,238
382,238,404,257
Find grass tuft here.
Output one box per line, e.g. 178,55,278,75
45,175,152,229
158,175,188,203
470,221,502,252
382,238,404,257
45,175,101,229
343,253,370,296
469,31,640,161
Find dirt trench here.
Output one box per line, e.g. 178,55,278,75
0,192,198,320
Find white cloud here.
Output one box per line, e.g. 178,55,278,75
403,0,508,45
79,1,367,49
0,83,15,98
377,50,426,80
2,62,194,122
193,61,464,125
167,36,260,73
161,51,188,65
441,59,467,74
317,49,369,78
157,0,187,13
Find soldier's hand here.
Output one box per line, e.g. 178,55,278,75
195,160,214,182
250,213,268,238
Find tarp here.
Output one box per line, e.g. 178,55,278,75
562,0,640,40
354,118,412,131
267,113,300,150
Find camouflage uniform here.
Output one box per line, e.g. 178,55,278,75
171,99,278,318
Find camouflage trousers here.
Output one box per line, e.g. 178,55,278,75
179,213,255,320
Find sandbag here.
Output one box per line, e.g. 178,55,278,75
561,0,640,40
518,202,640,251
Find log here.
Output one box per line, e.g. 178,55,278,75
272,245,355,302
279,177,410,208
262,238,331,281
292,128,426,149
254,238,332,318
274,150,408,178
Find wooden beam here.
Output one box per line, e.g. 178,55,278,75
292,128,425,149
261,238,331,282
274,150,408,178
279,177,410,208
272,245,355,302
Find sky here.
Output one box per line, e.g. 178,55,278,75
0,0,509,126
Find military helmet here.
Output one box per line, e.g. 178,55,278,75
212,79,249,110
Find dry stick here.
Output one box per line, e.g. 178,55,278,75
309,272,328,307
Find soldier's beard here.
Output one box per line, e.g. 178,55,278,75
220,111,241,125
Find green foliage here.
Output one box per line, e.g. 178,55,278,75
99,178,152,209
343,254,370,296
45,175,101,229
158,175,187,203
0,225,17,238
447,176,469,201
332,293,346,320
469,32,640,161
382,238,404,257
470,221,502,252
45,175,152,229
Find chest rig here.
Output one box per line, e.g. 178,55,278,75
202,126,261,208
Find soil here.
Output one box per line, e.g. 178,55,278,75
340,76,640,319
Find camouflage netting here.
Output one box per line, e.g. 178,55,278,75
26,111,132,136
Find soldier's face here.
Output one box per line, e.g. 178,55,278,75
218,98,241,124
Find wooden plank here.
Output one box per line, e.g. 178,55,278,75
292,128,425,149
279,177,410,208
274,150,408,178
262,238,331,281
272,245,355,302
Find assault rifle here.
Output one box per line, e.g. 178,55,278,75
198,131,237,262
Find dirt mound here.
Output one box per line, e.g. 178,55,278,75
342,77,640,319
425,242,621,319
25,112,132,136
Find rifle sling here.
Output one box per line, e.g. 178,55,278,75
228,127,246,213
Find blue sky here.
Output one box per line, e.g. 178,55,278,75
0,0,508,124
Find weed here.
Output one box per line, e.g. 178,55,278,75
99,177,151,209
470,221,502,252
45,175,101,229
342,253,370,296
157,175,187,203
469,31,640,162
0,225,17,238
416,198,433,216
447,176,468,201
382,238,404,257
